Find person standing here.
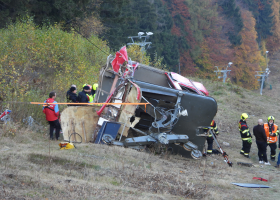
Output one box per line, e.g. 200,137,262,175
66,84,76,103
78,85,90,103
43,92,61,140
264,116,279,161
239,113,252,158
204,120,219,155
67,86,78,106
253,119,270,165
275,138,280,168
91,83,98,98
86,84,94,103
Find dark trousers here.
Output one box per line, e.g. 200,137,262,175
206,137,213,154
268,143,277,160
256,141,268,162
241,140,251,155
48,119,61,140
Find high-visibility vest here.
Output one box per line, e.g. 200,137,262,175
264,123,278,143
86,94,94,103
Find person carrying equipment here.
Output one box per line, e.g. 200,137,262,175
204,120,219,155
264,116,279,161
253,119,270,165
239,113,252,158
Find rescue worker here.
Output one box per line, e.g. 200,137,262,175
86,84,94,103
91,83,98,98
43,92,61,140
78,85,90,103
264,116,279,161
204,120,219,155
239,113,252,158
253,119,270,165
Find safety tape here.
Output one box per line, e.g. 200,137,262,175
30,102,150,112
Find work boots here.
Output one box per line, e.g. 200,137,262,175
244,154,250,158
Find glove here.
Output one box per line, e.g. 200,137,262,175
247,138,252,144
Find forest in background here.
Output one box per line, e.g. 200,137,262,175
0,0,279,93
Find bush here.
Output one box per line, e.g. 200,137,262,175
0,18,109,124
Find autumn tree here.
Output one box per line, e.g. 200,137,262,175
231,9,265,89
220,0,244,46
243,0,274,44
266,0,280,52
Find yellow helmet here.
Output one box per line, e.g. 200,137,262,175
83,83,88,88
93,83,98,90
241,113,248,120
268,116,275,123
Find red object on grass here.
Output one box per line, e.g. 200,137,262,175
253,177,268,182
0,110,11,119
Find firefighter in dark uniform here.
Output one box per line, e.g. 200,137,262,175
204,120,219,155
239,113,252,158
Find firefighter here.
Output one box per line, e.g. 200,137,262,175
86,84,94,103
204,120,219,155
91,83,98,98
239,113,252,158
264,116,279,161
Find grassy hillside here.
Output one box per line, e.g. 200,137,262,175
1,57,280,199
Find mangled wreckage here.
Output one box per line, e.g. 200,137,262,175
61,46,218,160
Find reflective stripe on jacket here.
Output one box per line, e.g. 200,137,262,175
203,120,219,137
264,123,279,143
239,120,252,139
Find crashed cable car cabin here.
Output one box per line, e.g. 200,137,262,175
61,46,217,159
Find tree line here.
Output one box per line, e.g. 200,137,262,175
0,0,279,89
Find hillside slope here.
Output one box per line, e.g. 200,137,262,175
1,59,280,199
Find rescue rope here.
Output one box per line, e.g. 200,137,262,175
30,102,150,112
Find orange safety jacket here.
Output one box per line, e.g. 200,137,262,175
264,123,279,143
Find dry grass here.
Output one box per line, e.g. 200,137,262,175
1,122,280,200
2,55,280,199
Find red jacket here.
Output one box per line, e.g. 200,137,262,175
43,98,59,121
